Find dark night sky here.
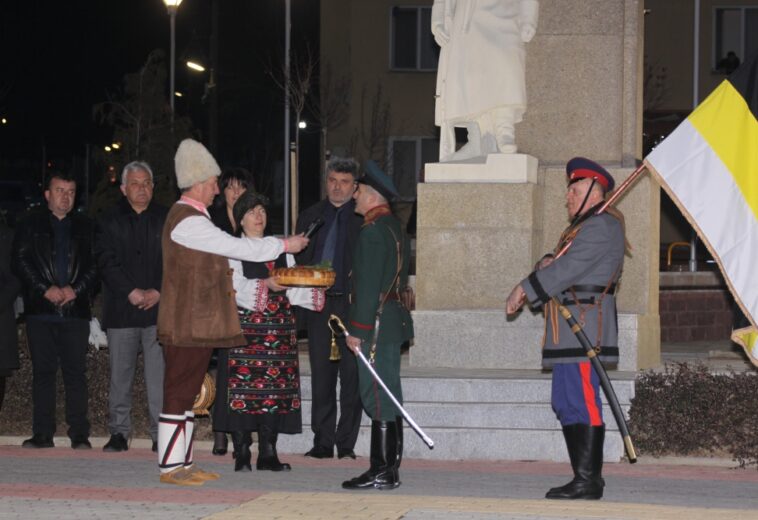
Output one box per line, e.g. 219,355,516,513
0,0,319,194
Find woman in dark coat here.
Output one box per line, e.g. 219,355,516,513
0,223,21,410
213,192,324,472
208,168,254,455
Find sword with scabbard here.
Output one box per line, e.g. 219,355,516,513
328,314,435,449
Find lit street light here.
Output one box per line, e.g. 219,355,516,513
186,60,206,72
163,0,184,128
298,120,307,129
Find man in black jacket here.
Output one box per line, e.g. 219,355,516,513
12,172,97,449
295,157,364,459
96,161,168,453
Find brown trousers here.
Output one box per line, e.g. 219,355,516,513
162,345,214,415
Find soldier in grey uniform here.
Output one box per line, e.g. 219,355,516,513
506,157,625,500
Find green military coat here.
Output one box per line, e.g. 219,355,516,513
348,206,413,421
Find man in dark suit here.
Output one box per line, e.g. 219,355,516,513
96,161,168,453
0,222,21,411
12,172,97,450
295,157,364,459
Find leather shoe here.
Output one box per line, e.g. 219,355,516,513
103,433,128,452
22,435,54,449
337,448,356,460
304,445,333,459
185,465,220,481
152,441,158,453
159,467,204,487
71,436,92,450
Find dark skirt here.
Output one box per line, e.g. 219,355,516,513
212,294,302,434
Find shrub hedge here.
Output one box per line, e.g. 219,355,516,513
629,362,758,468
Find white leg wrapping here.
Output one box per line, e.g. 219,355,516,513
184,411,195,468
158,413,186,474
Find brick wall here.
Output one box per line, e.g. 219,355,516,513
659,289,734,342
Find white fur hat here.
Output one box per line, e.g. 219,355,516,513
174,138,221,189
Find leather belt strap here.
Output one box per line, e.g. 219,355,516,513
560,297,597,306
379,292,401,302
565,284,616,295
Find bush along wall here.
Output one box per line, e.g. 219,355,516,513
629,362,758,468
0,327,214,441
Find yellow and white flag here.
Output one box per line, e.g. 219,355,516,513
644,52,758,365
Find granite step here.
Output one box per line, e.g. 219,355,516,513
277,367,635,462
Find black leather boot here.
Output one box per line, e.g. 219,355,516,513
395,416,403,471
342,420,399,490
546,424,605,500
212,431,228,456
256,424,291,471
231,431,252,472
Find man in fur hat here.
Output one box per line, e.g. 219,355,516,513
506,157,625,500
156,139,309,486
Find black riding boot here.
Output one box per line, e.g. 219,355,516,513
546,424,605,500
342,420,400,490
212,431,228,456
395,416,403,471
231,431,252,472
257,422,291,471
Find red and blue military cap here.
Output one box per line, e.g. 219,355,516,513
566,157,615,192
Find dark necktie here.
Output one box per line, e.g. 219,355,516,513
321,207,342,263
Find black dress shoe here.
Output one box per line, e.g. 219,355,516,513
304,445,333,459
71,436,92,450
21,435,54,449
337,448,356,460
152,441,158,452
103,433,128,452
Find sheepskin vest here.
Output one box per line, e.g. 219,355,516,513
157,203,244,348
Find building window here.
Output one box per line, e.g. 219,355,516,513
713,7,758,73
388,136,439,200
390,6,439,71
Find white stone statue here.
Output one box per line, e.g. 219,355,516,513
433,0,539,162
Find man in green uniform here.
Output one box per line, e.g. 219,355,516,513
342,161,413,491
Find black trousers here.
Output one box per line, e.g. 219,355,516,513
25,317,90,438
306,295,363,450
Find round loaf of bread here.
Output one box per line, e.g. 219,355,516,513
271,266,336,288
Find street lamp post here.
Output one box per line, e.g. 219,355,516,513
163,0,183,128
284,0,291,235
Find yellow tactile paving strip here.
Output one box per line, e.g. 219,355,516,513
205,492,758,520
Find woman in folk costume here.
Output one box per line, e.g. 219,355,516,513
213,191,325,472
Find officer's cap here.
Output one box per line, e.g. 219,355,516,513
566,157,615,192
357,160,400,202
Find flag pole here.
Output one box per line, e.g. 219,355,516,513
598,163,648,214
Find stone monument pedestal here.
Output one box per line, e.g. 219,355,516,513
425,154,539,184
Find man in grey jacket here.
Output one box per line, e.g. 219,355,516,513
506,157,625,501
